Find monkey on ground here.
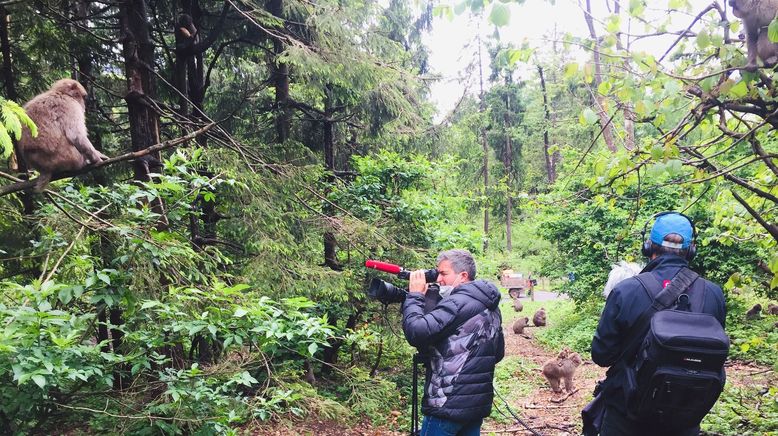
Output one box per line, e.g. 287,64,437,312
730,0,778,71
512,317,529,334
18,78,108,191
513,297,523,312
533,308,547,327
542,348,583,394
746,303,762,320
767,302,778,315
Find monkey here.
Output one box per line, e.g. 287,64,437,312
512,317,530,334
176,14,198,41
541,348,583,394
729,0,778,71
767,302,778,315
745,303,762,320
18,78,107,191
533,308,547,327
513,297,523,312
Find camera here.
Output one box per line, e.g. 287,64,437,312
365,260,438,305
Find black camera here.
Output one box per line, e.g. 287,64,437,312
365,260,439,305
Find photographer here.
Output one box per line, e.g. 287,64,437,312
402,249,505,436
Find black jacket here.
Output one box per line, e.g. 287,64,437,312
591,255,726,414
402,279,505,422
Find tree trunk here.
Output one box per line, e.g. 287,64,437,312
537,65,556,184
477,32,489,251
0,5,35,214
582,0,616,152
504,94,512,252
120,0,167,230
268,0,290,142
323,86,339,270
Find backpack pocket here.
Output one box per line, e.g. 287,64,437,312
632,365,724,429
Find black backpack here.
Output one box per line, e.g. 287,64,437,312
620,268,730,430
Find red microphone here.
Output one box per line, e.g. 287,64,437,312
365,260,402,274
365,260,438,282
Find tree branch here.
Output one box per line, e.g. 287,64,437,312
0,123,215,197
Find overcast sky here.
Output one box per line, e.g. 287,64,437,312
423,0,721,120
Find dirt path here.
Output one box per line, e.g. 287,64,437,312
482,313,606,436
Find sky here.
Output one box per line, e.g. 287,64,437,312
423,0,720,120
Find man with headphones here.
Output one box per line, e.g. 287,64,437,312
590,211,727,435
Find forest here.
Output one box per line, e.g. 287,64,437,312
0,0,775,434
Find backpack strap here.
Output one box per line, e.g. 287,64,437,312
616,268,700,364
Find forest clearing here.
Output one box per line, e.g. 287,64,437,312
0,0,777,435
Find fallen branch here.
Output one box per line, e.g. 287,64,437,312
524,401,579,409
550,388,579,403
0,123,215,197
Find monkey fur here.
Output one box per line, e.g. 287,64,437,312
533,308,547,327
542,348,583,394
730,0,778,70
18,78,107,191
767,302,778,315
512,317,529,334
513,297,523,312
746,303,762,320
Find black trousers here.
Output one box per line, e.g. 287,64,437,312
600,406,699,436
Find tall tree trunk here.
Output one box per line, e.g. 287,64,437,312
582,0,616,152
323,85,339,270
268,0,290,142
0,5,35,214
477,32,489,252
504,94,512,252
613,0,635,150
537,65,557,184
120,0,167,230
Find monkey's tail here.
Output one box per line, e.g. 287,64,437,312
33,173,51,192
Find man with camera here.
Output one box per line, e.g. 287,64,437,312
589,212,727,436
402,249,505,436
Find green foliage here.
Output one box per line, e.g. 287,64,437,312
534,300,601,355
703,384,778,435
0,98,36,159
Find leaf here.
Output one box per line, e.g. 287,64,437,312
489,3,510,27
769,18,778,43
97,272,111,285
580,107,599,126
597,81,612,96
308,342,318,356
234,308,248,318
727,80,749,98
0,125,12,159
32,375,46,388
696,30,710,49
564,63,578,79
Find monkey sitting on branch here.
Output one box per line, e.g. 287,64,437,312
542,348,583,396
18,78,108,191
730,0,778,71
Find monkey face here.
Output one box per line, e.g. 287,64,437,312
729,0,750,18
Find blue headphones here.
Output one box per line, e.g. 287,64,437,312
640,211,697,261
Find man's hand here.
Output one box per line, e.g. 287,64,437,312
408,270,427,295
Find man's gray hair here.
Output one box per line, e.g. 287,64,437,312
437,249,476,280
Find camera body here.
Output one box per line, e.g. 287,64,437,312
367,268,439,305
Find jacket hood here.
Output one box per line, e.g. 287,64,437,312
455,279,501,310
641,254,689,273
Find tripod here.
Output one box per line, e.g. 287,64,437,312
410,353,425,436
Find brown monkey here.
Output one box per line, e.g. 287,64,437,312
730,0,778,70
513,297,523,312
18,79,107,191
767,302,778,315
542,348,583,393
176,14,198,40
533,308,547,327
512,317,529,334
746,303,762,320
